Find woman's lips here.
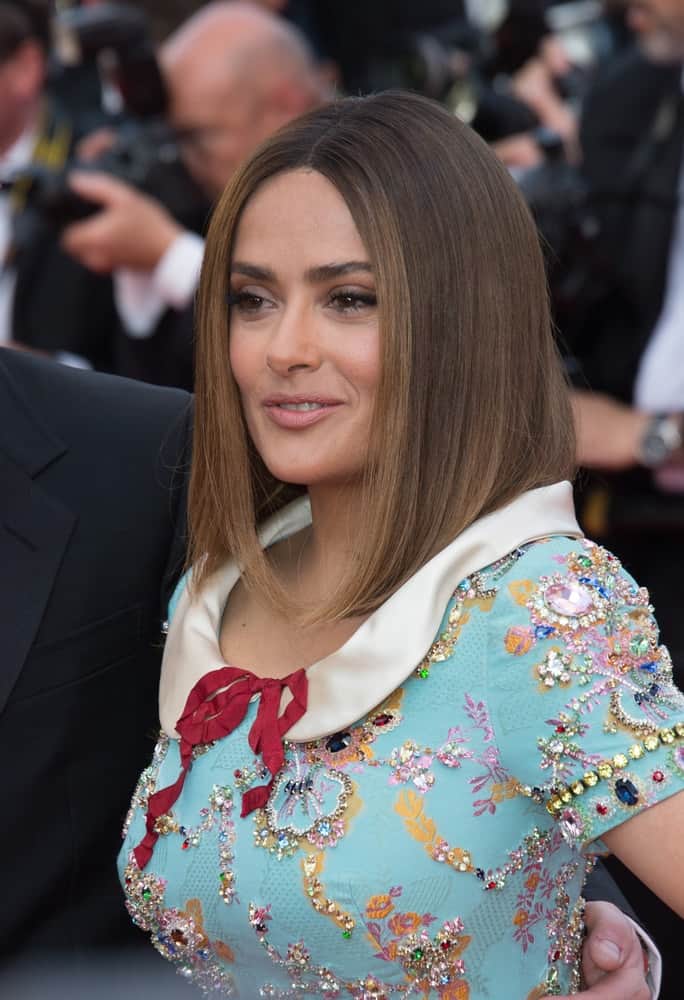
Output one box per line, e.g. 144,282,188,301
263,399,343,429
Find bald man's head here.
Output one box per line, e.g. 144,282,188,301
161,2,327,198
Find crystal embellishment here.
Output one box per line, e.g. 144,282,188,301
544,581,594,618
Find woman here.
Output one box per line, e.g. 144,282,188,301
119,92,683,998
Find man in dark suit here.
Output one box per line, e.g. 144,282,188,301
0,349,660,999
0,346,190,963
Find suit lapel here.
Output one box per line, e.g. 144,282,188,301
0,356,76,715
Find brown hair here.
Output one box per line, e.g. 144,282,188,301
189,91,575,620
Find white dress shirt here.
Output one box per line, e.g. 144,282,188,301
0,126,38,344
114,230,204,338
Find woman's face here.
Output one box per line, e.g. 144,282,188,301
228,169,380,489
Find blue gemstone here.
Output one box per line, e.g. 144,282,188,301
535,626,555,639
326,732,352,753
615,779,639,806
318,821,331,835
634,693,644,705
649,684,660,697
639,661,658,674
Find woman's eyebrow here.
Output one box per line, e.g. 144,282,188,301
305,262,373,283
230,261,373,283
230,262,276,281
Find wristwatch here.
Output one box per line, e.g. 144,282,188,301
638,413,683,468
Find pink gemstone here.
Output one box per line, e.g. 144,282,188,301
544,581,594,617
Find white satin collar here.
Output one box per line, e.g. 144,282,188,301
159,481,581,742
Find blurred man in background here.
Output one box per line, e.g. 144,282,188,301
0,0,117,368
61,1,328,388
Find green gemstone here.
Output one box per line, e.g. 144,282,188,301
577,556,593,568
629,635,650,657
418,668,430,679
142,889,152,901
342,930,352,939
412,948,424,961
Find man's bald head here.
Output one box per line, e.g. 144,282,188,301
160,3,327,198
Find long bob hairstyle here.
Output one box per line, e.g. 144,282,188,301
189,91,575,621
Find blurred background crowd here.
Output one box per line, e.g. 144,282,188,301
1,0,683,996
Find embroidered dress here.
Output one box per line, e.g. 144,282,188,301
118,484,684,999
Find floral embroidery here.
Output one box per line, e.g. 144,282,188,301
249,902,406,997
122,853,235,995
150,785,238,904
521,542,684,737
362,887,471,998
254,746,355,859
302,852,356,938
395,790,559,892
414,548,526,681
122,733,169,837
543,861,589,995
305,691,405,773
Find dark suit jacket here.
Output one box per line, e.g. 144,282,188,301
0,349,191,962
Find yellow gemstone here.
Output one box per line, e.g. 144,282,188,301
583,771,599,788
571,782,585,796
560,788,573,804
597,762,613,779
673,722,684,738
628,744,645,760
612,754,628,769
644,735,660,751
659,728,675,744
547,796,562,814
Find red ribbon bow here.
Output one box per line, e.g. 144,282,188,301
133,665,308,869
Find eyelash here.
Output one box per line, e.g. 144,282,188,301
226,289,377,315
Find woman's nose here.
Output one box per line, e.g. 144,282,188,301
266,301,321,375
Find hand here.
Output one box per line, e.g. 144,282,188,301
61,172,183,274
491,133,545,170
571,391,650,471
74,126,118,163
558,901,651,1000
511,54,578,159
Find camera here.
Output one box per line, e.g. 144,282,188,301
2,3,207,233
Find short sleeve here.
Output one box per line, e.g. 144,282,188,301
487,537,684,853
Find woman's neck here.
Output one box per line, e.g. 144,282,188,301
273,484,361,605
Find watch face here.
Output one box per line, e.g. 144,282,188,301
642,430,669,466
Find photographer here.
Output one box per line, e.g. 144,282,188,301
61,2,328,390
0,0,118,369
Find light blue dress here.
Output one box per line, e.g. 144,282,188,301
118,536,684,999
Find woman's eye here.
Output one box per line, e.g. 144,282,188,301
227,291,268,314
329,290,377,313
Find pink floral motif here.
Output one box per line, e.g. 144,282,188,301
363,885,437,962
469,745,514,817
463,694,495,743
511,831,563,953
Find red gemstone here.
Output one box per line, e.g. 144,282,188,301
373,713,393,727
596,803,608,816
182,839,190,850
553,950,561,962
440,940,451,951
487,881,497,890
556,725,566,733
234,769,242,778
652,770,665,783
